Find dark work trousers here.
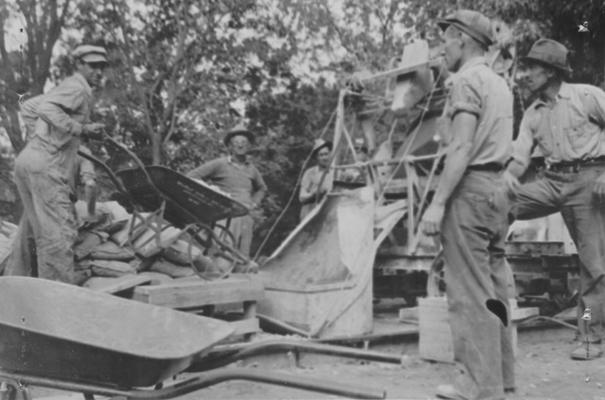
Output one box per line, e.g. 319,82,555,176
511,164,605,343
441,170,515,400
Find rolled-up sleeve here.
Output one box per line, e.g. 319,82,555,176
448,76,482,119
582,85,605,126
35,84,86,136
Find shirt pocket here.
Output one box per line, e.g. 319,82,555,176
566,119,595,152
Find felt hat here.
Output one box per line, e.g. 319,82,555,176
521,38,572,74
223,123,255,146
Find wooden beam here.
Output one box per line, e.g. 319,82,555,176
132,274,264,308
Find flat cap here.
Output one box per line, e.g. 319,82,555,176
438,9,493,48
72,45,108,64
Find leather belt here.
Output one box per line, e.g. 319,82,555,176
546,156,605,173
467,162,504,172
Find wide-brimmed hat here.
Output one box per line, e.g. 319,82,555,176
72,45,108,65
521,38,572,74
311,138,332,157
438,9,493,49
223,123,255,146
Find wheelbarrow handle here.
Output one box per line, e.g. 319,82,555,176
0,368,386,400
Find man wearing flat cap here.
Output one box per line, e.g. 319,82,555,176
187,124,267,257
6,44,109,284
299,138,334,220
504,38,605,361
419,9,516,400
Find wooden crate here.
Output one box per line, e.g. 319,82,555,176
418,297,454,363
133,274,264,337
258,280,373,338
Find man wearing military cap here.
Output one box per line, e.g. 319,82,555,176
187,124,267,257
6,44,109,284
420,9,516,400
504,38,605,361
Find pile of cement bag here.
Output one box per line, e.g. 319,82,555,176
73,200,217,284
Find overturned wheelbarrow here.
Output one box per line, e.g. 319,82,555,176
0,277,385,399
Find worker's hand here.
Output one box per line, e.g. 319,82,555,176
420,203,445,236
82,123,106,140
593,172,605,202
502,170,520,195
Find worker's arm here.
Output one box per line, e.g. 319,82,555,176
421,112,477,235
580,85,605,201
299,169,316,204
34,82,103,138
187,159,219,180
250,166,267,209
503,114,534,193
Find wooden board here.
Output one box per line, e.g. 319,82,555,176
83,275,152,294
132,274,264,309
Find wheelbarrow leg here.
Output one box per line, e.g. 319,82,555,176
0,381,31,400
83,393,95,400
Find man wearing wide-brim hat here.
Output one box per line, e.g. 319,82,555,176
299,138,334,220
419,9,516,400
187,124,267,257
505,38,605,361
6,44,109,285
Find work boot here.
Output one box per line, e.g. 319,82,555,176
436,384,469,400
570,343,603,360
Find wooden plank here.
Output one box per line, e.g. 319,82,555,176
132,275,264,308
84,275,152,294
228,317,260,337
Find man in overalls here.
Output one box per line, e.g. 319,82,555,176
6,45,108,284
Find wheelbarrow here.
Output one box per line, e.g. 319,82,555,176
78,137,255,279
0,277,385,399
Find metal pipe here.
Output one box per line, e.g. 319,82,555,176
0,368,386,400
190,339,403,372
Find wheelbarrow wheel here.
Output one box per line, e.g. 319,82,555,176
188,223,237,280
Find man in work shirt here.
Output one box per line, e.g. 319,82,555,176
299,138,333,220
6,45,108,284
187,125,267,257
504,39,605,361
420,10,515,400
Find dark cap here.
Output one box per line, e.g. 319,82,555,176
521,38,572,74
438,9,493,48
223,123,254,146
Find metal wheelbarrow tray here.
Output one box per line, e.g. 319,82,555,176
0,277,234,388
116,165,249,227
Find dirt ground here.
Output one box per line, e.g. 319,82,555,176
32,324,605,400
175,326,605,400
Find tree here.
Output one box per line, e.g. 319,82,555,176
0,0,73,153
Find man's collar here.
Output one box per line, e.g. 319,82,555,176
532,81,570,109
227,155,250,165
73,72,92,96
458,56,487,73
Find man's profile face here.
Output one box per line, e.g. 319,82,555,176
80,61,106,88
441,26,463,72
229,134,251,156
